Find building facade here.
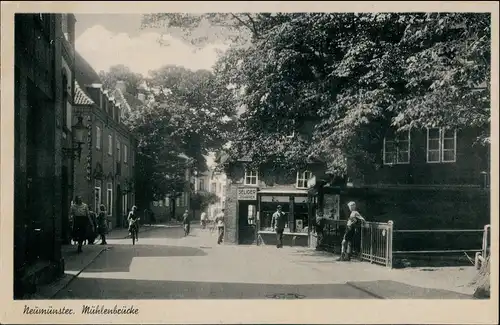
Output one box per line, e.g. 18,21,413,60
224,161,316,245
192,167,228,220
14,13,75,298
223,125,490,247
73,51,137,230
307,125,491,243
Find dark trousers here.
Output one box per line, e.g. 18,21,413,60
276,229,284,248
217,226,224,244
73,217,89,252
184,223,190,236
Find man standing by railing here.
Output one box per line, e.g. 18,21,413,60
338,201,365,261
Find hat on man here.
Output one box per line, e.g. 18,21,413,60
347,201,356,207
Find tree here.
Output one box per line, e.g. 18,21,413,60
143,13,490,179
99,64,144,96
122,64,238,209
190,192,219,214
169,13,490,174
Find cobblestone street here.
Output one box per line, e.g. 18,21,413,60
52,225,476,300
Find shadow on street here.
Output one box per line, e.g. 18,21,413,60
53,277,473,300
53,277,376,299
67,245,207,273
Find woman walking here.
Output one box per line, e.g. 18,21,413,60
70,196,94,253
97,204,108,245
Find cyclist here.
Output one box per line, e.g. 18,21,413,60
182,210,190,236
128,206,139,242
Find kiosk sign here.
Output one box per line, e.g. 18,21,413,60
238,187,258,200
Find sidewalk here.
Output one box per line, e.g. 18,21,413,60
25,244,107,299
26,223,181,299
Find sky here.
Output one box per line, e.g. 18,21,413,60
75,14,229,76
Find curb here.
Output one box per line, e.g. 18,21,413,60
49,247,108,299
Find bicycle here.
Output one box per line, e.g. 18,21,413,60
129,218,140,245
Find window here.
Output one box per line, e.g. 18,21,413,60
244,169,258,186
116,139,121,162
158,200,163,207
94,180,102,212
199,179,205,191
211,182,217,193
427,128,457,163
108,134,112,155
122,194,128,215
383,130,410,165
106,182,113,216
165,197,169,207
96,126,101,149
176,196,181,207
296,171,312,189
124,144,128,163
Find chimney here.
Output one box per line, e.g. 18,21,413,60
86,83,103,106
116,80,126,93
108,97,115,116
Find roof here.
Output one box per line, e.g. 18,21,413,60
74,80,95,105
74,51,101,89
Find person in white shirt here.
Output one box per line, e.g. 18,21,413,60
200,211,208,229
338,201,366,261
214,209,225,244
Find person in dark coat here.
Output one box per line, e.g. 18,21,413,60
97,204,108,245
70,196,94,253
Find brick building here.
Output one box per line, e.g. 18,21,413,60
72,51,137,230
14,13,76,298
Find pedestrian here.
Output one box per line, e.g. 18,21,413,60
214,209,225,244
200,211,208,229
86,208,98,245
338,201,366,261
97,204,108,245
182,210,191,236
128,206,139,241
70,196,94,253
271,205,286,248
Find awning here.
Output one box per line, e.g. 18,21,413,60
258,189,308,196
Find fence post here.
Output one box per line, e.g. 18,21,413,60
482,224,490,260
369,223,374,263
360,223,364,260
387,220,394,268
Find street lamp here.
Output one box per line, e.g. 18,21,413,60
62,116,86,161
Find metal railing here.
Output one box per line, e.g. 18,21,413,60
315,219,394,267
360,221,393,267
